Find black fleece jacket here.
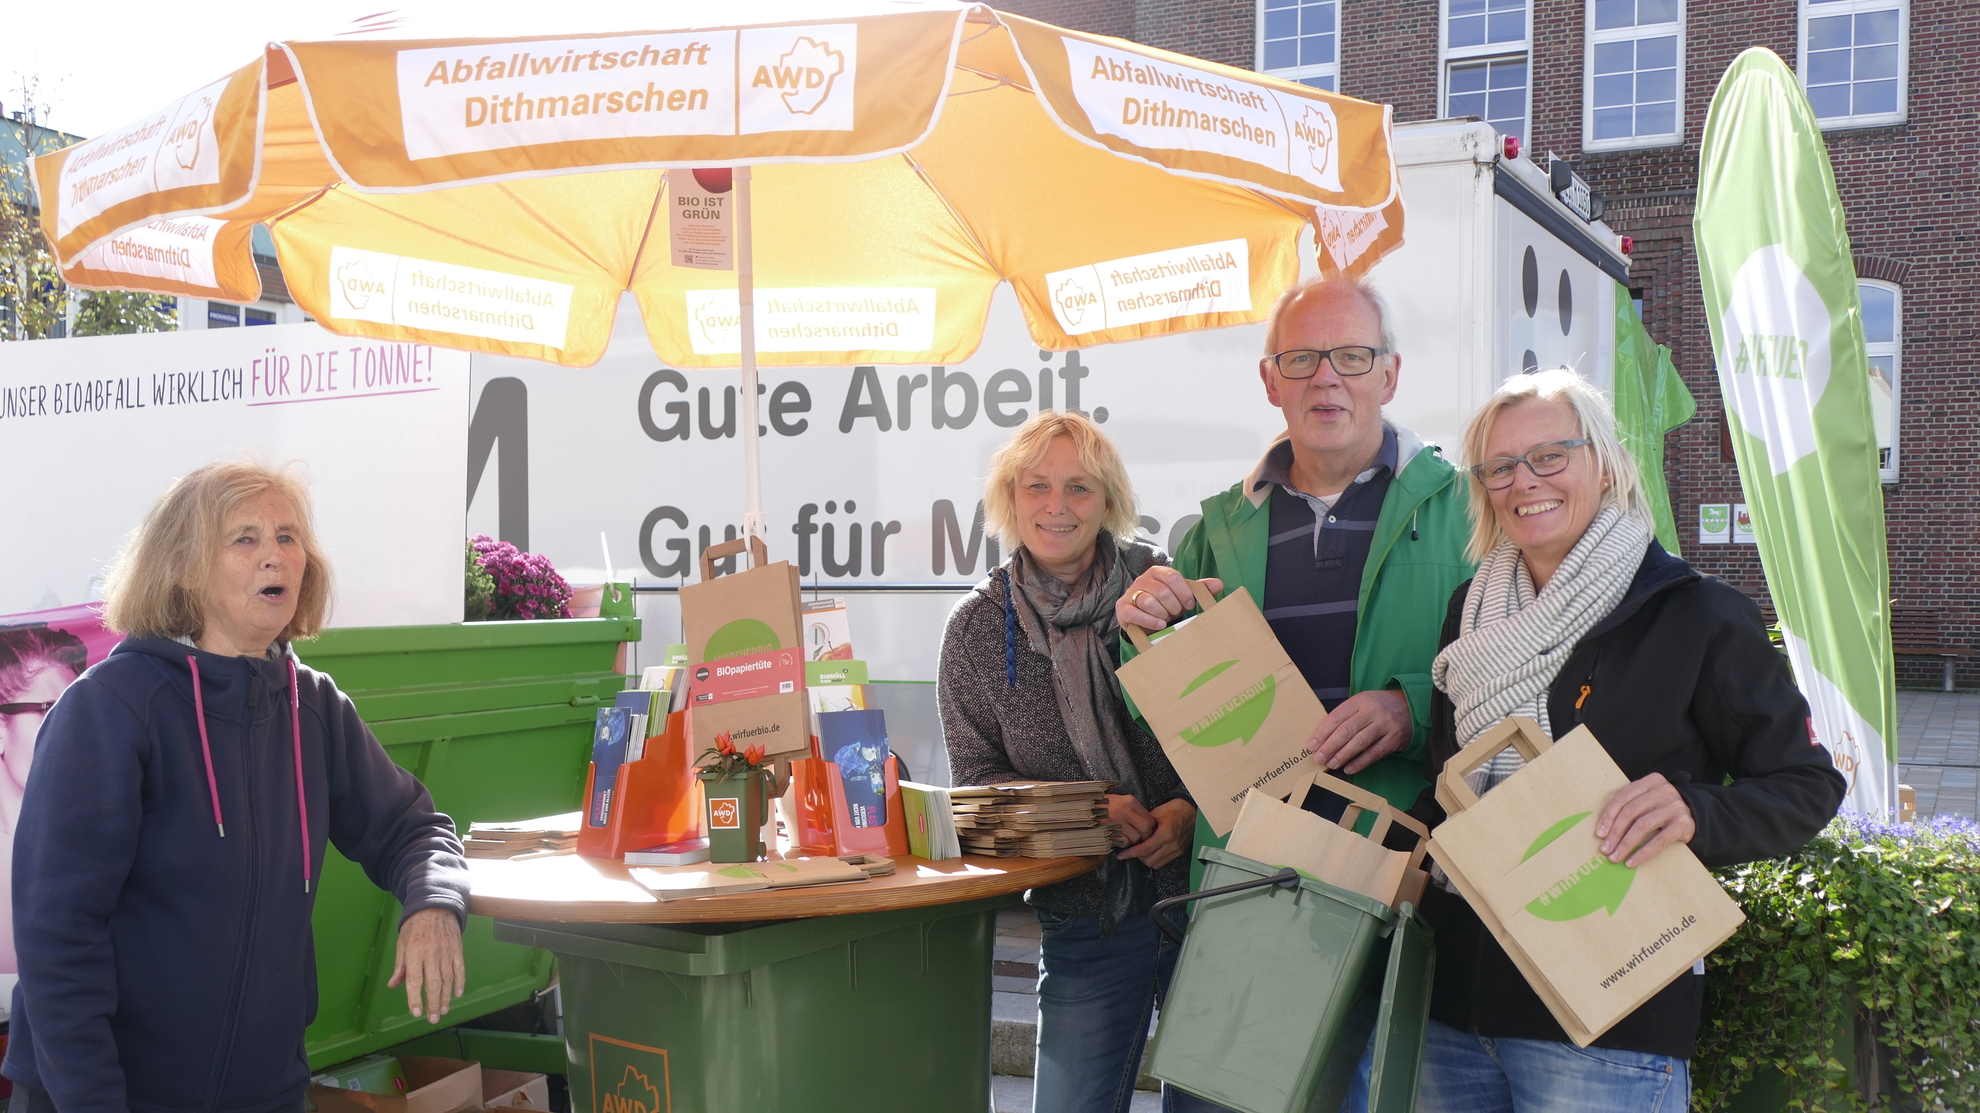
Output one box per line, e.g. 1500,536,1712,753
1413,542,1846,1059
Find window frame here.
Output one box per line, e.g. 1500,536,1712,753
1797,0,1908,130
1581,0,1685,151
1256,0,1341,91
1439,0,1532,145
1859,278,1901,482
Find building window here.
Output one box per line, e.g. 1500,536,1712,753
245,307,277,326
207,303,240,328
1799,0,1905,127
1259,0,1339,91
1442,0,1530,144
1860,280,1900,480
1585,0,1682,148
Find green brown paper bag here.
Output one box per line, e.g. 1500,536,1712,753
681,537,810,760
1118,582,1321,836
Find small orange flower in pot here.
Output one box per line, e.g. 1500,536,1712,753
697,731,773,863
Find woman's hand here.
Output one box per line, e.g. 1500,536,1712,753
389,907,465,1023
1117,799,1197,871
1596,773,1696,867
1104,794,1158,844
1116,568,1223,634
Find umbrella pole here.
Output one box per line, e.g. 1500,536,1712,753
737,165,766,545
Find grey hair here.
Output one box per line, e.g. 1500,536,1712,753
1262,277,1398,355
1458,368,1653,563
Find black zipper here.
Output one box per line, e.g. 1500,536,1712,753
206,667,262,1113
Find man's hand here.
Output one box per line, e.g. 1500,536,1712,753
389,907,465,1024
1103,794,1157,845
1596,773,1696,867
1308,689,1412,774
1116,567,1223,634
1117,799,1197,871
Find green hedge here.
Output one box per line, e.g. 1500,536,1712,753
1694,814,1980,1111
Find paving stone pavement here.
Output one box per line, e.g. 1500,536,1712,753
1895,691,1980,820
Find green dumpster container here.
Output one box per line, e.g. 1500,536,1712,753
295,616,639,1068
494,896,1011,1112
1145,847,1433,1113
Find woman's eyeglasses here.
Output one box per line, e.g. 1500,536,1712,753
1469,439,1593,490
0,701,56,717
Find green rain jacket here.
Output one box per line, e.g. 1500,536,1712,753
1123,424,1477,886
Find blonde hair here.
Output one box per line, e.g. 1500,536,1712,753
1459,369,1651,562
983,411,1139,553
102,460,333,641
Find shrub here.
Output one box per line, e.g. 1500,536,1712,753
1694,813,1980,1111
468,535,572,621
464,539,495,621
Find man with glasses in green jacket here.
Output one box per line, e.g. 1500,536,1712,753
1117,277,1477,883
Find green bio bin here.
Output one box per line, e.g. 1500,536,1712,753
494,896,1009,1112
1145,847,1435,1113
294,613,638,1069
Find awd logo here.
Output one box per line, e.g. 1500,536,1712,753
1052,274,1099,329
751,37,844,115
1177,661,1276,748
589,1035,670,1113
1521,812,1635,921
169,96,216,171
335,258,386,312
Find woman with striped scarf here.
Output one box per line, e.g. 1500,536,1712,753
1380,369,1844,1113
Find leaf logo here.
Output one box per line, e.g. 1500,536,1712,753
600,1065,660,1113
703,618,781,660
1177,662,1275,748
1521,811,1636,921
765,37,844,115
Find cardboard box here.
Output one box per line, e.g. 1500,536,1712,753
1117,582,1321,836
1427,718,1745,1045
1226,769,1430,908
312,1058,482,1113
681,537,810,760
481,1070,549,1112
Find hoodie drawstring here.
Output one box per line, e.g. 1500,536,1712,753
186,657,226,839
185,654,312,892
289,659,313,894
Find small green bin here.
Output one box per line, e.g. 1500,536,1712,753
295,617,638,1068
1145,847,1434,1113
494,897,1009,1112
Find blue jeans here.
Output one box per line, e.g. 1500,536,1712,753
1033,905,1229,1113
1342,1018,1689,1113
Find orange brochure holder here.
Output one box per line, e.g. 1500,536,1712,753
789,754,910,857
577,710,704,860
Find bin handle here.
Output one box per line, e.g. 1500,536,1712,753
1149,866,1300,947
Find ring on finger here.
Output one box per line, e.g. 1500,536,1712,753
1132,588,1150,606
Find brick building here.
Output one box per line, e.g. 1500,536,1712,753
1000,0,1979,687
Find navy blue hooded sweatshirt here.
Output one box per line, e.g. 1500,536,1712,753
3,635,469,1113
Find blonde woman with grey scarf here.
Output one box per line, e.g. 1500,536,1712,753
1345,370,1843,1113
939,411,1221,1113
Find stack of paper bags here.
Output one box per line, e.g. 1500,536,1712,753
1223,771,1430,909
900,781,962,860
1426,717,1745,1046
629,855,872,901
949,781,1124,857
464,813,581,860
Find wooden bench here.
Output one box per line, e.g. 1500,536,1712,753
1891,607,1973,692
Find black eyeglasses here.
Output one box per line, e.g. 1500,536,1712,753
0,701,55,717
1268,346,1389,379
1469,439,1593,490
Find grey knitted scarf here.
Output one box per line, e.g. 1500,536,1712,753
1432,507,1651,796
1006,533,1165,932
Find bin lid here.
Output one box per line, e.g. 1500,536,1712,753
1197,845,1399,927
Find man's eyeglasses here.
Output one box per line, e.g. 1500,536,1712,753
1469,439,1593,490
1268,346,1389,379
0,701,55,717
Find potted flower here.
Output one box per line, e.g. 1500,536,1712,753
697,732,770,863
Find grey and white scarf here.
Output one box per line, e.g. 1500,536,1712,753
1431,506,1652,796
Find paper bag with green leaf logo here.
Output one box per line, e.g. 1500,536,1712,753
681,537,811,760
1426,718,1745,1045
1118,581,1321,836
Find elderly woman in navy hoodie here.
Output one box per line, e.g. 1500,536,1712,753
4,461,470,1113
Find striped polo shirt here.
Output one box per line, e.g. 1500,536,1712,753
1254,425,1400,712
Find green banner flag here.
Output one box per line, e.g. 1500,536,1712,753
1695,48,1895,815
1612,283,1696,556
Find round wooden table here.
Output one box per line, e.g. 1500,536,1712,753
476,846,1100,1113
466,846,1097,922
